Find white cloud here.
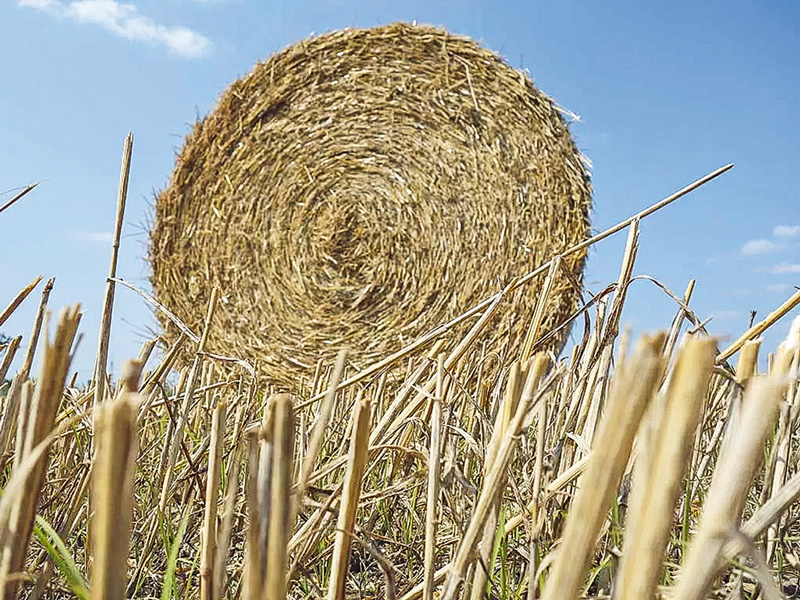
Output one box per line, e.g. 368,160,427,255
20,0,60,8
774,225,800,238
741,239,778,256
712,310,742,322
71,231,114,243
767,283,793,294
771,262,800,275
18,0,212,59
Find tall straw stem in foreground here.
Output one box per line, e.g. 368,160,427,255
540,333,665,600
615,336,716,600
91,360,141,600
0,306,81,600
423,355,445,600
672,375,786,600
328,391,371,600
200,398,227,600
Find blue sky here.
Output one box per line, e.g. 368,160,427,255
1,0,799,378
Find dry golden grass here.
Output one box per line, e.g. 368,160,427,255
3,140,800,600
2,271,799,599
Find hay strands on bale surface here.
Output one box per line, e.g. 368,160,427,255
151,22,592,388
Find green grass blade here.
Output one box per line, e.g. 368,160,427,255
161,507,192,600
33,514,90,600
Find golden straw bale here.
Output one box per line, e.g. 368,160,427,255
150,23,591,387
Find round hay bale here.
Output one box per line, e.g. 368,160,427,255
150,22,592,387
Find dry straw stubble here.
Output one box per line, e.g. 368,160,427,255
151,22,592,387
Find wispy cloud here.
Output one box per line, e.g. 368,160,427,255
774,225,800,238
70,231,114,243
739,223,800,260
21,0,59,8
771,262,800,275
767,283,794,294
741,238,778,256
18,0,212,59
712,310,742,322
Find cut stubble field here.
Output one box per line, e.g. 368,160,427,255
2,144,800,600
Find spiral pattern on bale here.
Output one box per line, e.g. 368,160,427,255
150,23,592,387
